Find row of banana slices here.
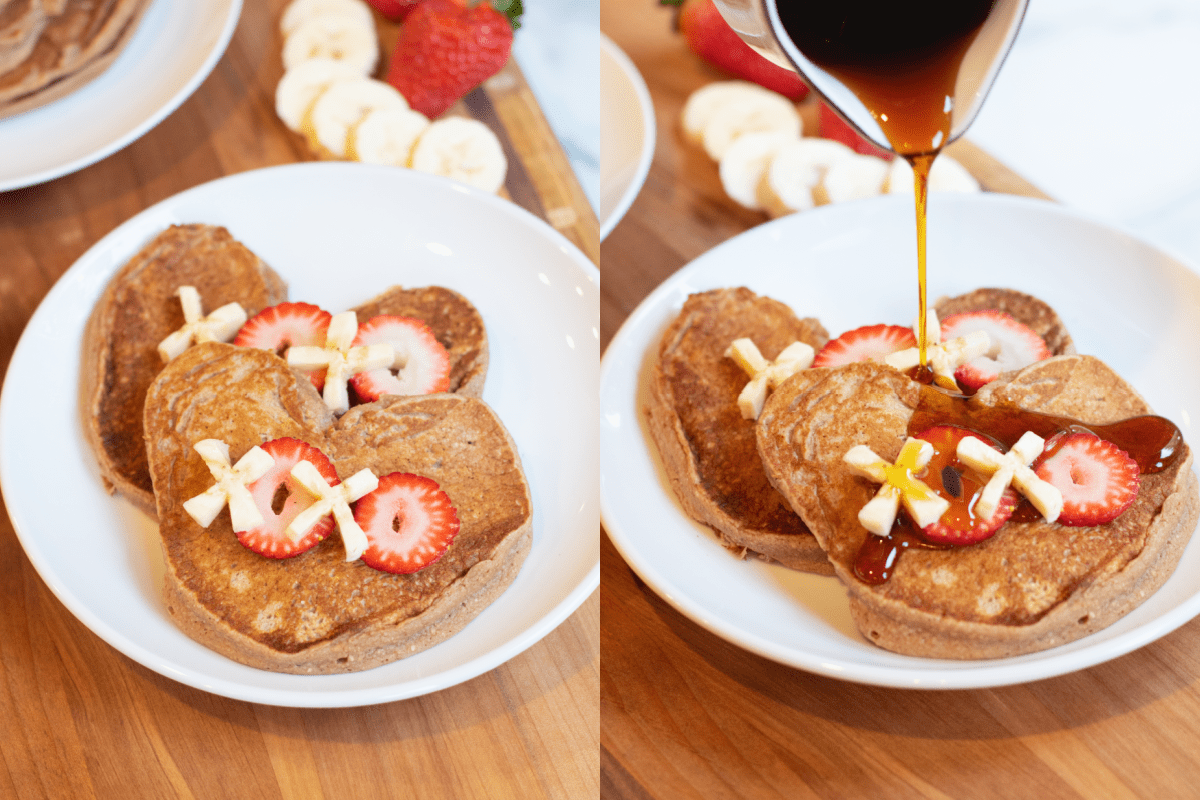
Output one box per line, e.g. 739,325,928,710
274,0,507,194
683,81,980,216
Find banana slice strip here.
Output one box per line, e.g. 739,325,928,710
820,152,897,203
410,117,507,194
308,77,408,159
282,10,379,75
280,0,374,36
701,91,801,161
353,106,431,165
759,137,855,216
885,154,981,194
819,153,890,205
681,81,778,144
718,131,795,211
275,57,364,132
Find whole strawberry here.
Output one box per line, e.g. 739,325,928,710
664,0,808,100
386,0,520,118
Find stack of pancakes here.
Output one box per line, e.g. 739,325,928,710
0,0,152,119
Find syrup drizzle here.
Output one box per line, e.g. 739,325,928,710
853,385,1183,585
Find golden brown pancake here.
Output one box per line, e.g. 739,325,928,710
143,342,532,674
644,287,832,573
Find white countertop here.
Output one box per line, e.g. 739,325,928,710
970,0,1200,270
512,0,600,212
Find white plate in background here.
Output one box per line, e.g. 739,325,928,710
0,0,241,191
600,34,655,239
600,192,1200,689
0,163,599,707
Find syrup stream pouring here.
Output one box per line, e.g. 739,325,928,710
708,0,1029,367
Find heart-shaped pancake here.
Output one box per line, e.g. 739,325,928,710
756,356,1198,659
143,342,531,673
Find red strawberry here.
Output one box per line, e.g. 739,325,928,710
239,438,340,558
1033,432,1140,526
353,472,460,573
349,315,451,402
385,0,518,119
913,425,1018,545
940,310,1051,392
365,0,422,21
817,102,894,159
811,324,915,368
233,302,332,391
665,0,809,100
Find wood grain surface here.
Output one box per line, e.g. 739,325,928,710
0,2,597,798
600,1,1200,798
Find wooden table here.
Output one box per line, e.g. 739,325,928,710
600,2,1200,798
0,3,597,798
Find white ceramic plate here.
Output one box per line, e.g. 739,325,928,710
0,0,241,191
600,34,655,240
600,192,1200,689
0,163,599,707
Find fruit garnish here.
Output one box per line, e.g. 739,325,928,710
939,310,1052,392
182,439,276,532
234,301,333,390
913,425,1018,545
385,0,519,119
157,286,247,362
240,438,341,558
286,460,379,562
287,311,395,413
353,472,461,574
724,337,814,419
1032,431,1140,526
349,315,451,402
663,0,809,100
844,438,950,536
811,324,915,368
956,430,1063,523
884,329,991,391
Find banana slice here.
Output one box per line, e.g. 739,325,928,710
885,154,981,194
352,106,430,164
275,57,363,132
308,77,408,159
701,90,801,161
681,81,777,145
280,0,374,36
410,117,507,194
758,137,855,216
718,131,795,210
818,153,890,205
282,10,378,75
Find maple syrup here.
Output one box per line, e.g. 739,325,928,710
852,385,1184,585
778,1,997,364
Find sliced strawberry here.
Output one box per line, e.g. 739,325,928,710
239,437,340,558
233,302,333,391
1033,431,1140,526
811,324,915,368
939,310,1051,392
353,472,460,574
913,425,1018,545
349,315,451,402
